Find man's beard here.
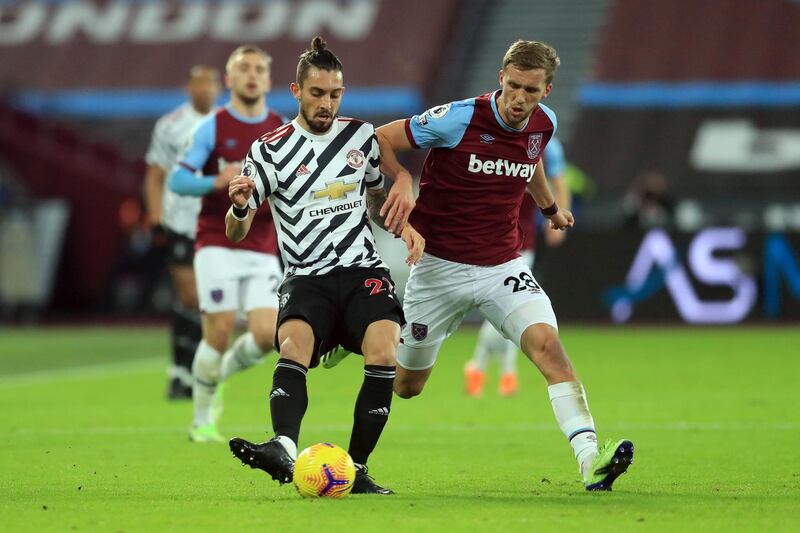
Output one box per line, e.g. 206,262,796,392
238,92,261,107
302,108,335,133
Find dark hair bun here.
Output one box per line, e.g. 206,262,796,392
311,36,327,52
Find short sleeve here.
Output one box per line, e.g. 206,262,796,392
177,116,215,172
405,99,475,149
245,143,278,209
145,119,171,169
543,137,566,178
538,102,558,137
364,132,384,190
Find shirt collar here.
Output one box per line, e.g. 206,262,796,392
291,117,339,141
490,90,531,132
225,103,269,124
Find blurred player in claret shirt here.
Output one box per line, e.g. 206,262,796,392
464,136,571,398
167,45,285,443
143,65,221,400
370,40,634,491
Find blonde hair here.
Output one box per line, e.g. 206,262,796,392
502,40,560,84
226,45,272,73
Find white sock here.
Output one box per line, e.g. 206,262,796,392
472,320,504,370
192,341,221,427
548,381,598,480
499,337,518,375
169,364,193,386
220,332,266,381
276,435,297,460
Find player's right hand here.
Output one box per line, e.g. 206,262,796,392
400,224,425,266
228,175,255,208
547,208,574,231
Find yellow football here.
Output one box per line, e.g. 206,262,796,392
293,443,356,498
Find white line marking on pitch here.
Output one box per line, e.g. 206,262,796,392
8,421,800,436
0,357,162,387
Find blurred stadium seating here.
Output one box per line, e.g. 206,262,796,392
1,0,798,323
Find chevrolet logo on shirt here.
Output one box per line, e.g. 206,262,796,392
313,180,357,200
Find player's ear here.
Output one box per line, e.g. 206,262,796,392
224,72,232,91
498,69,504,87
290,82,301,101
543,83,553,98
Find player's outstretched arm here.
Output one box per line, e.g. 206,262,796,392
527,161,574,231
225,175,256,242
376,120,416,235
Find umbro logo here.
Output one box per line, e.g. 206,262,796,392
295,164,311,176
269,388,290,400
480,133,495,144
368,407,390,416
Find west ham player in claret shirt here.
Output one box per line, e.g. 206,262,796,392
373,40,634,491
168,45,285,443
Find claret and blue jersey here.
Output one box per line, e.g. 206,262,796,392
168,104,284,254
404,90,557,266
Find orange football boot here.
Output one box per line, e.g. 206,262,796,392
464,362,485,397
499,372,518,397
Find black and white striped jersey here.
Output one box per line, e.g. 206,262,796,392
245,117,387,277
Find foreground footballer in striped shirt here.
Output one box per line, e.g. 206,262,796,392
224,37,424,495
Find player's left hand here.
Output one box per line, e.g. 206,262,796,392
381,172,416,235
547,208,574,231
400,224,425,266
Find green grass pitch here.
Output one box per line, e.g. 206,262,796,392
1,326,799,532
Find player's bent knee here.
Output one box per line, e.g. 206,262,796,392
394,379,422,399
248,309,278,352
522,323,559,359
394,377,426,399
251,326,276,353
362,339,398,367
202,313,236,352
521,323,575,381
278,336,312,367
394,365,431,399
364,350,396,367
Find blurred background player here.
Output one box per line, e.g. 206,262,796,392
464,136,570,397
226,37,424,494
143,65,221,400
168,45,285,442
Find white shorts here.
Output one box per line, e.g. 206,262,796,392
398,253,557,370
194,246,282,314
